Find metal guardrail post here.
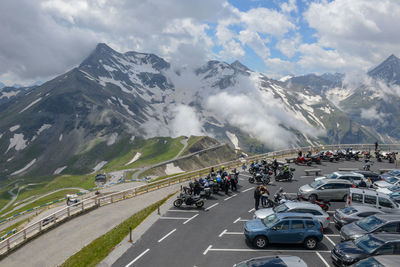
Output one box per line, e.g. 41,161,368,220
146,185,149,193
23,229,26,240
81,201,84,210
7,239,10,251
67,207,70,217
111,196,113,203
38,221,42,232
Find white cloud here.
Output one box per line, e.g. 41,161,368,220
170,104,203,137
360,107,386,123
280,0,298,14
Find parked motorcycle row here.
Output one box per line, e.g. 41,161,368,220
248,160,295,185
173,167,240,208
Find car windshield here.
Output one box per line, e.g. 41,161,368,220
310,180,324,188
263,214,279,228
387,177,399,184
388,185,400,191
354,257,383,267
273,203,288,213
388,170,400,176
354,235,384,254
342,207,357,215
356,216,383,232
327,173,338,179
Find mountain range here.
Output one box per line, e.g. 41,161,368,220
1,43,399,180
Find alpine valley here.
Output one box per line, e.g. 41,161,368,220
1,43,400,179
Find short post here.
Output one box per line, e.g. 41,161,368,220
7,238,10,251
157,204,160,215
128,227,132,242
67,207,70,217
23,229,26,240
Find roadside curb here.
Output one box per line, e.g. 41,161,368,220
98,189,181,267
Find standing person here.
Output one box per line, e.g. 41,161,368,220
298,150,302,157
242,163,247,171
224,175,230,195
230,172,237,191
193,179,201,195
260,185,270,207
272,159,278,176
254,186,262,210
375,141,379,151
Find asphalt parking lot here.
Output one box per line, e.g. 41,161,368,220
112,158,397,267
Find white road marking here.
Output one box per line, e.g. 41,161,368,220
327,211,335,214
330,222,335,224
224,194,237,201
248,208,255,213
207,248,331,253
168,209,199,213
159,217,189,220
316,251,330,267
243,187,255,192
239,178,245,181
325,236,336,246
125,248,150,267
241,174,252,178
233,217,241,224
222,231,242,235
203,245,213,255
219,229,227,237
183,214,199,224
158,228,177,243
205,203,219,211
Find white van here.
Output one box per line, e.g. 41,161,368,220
346,188,400,214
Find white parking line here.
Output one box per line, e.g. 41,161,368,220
233,217,241,223
248,208,255,213
207,248,331,253
159,217,189,220
330,222,335,224
224,194,237,201
158,229,177,243
243,187,255,193
205,203,219,211
168,210,199,213
125,248,150,267
219,229,227,237
221,231,242,236
325,236,336,246
183,214,199,224
203,245,213,255
316,251,330,267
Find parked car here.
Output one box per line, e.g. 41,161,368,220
374,176,400,189
315,172,366,186
233,255,308,267
253,202,330,228
352,255,400,267
376,185,400,195
346,188,400,213
298,179,353,202
340,214,400,241
333,205,384,229
332,233,400,266
353,171,381,183
244,213,323,249
381,169,400,180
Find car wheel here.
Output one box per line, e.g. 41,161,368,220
309,194,317,202
304,237,317,250
343,194,348,202
253,236,268,249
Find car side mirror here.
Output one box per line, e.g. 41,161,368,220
319,186,325,190
271,227,277,231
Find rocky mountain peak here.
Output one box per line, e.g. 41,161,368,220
368,54,400,85
230,60,250,72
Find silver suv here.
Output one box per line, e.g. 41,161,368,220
298,179,353,201
315,172,366,186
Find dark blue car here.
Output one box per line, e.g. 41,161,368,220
244,212,323,249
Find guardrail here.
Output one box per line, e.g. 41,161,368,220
0,143,398,256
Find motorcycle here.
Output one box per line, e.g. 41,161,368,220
275,168,295,182
310,199,330,212
66,194,80,206
173,192,204,208
265,188,292,208
248,171,271,185
296,156,312,166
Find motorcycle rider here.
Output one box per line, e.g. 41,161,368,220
272,159,278,176
224,175,230,194
230,172,237,191
260,185,270,207
193,179,201,195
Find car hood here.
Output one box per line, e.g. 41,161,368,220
299,184,314,192
245,219,266,231
334,241,368,260
374,180,392,188
376,187,392,194
254,208,274,219
314,176,326,181
341,222,367,239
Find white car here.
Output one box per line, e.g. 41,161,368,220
253,201,330,228
373,176,400,189
376,185,400,195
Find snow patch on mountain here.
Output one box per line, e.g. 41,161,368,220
226,131,240,150
165,163,184,175
92,161,107,173
10,125,20,132
54,166,67,175
279,75,292,82
11,159,36,176
19,97,42,113
107,133,118,146
6,133,28,152
37,124,51,135
59,134,63,141
125,152,141,166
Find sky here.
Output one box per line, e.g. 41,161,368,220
1,0,400,86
